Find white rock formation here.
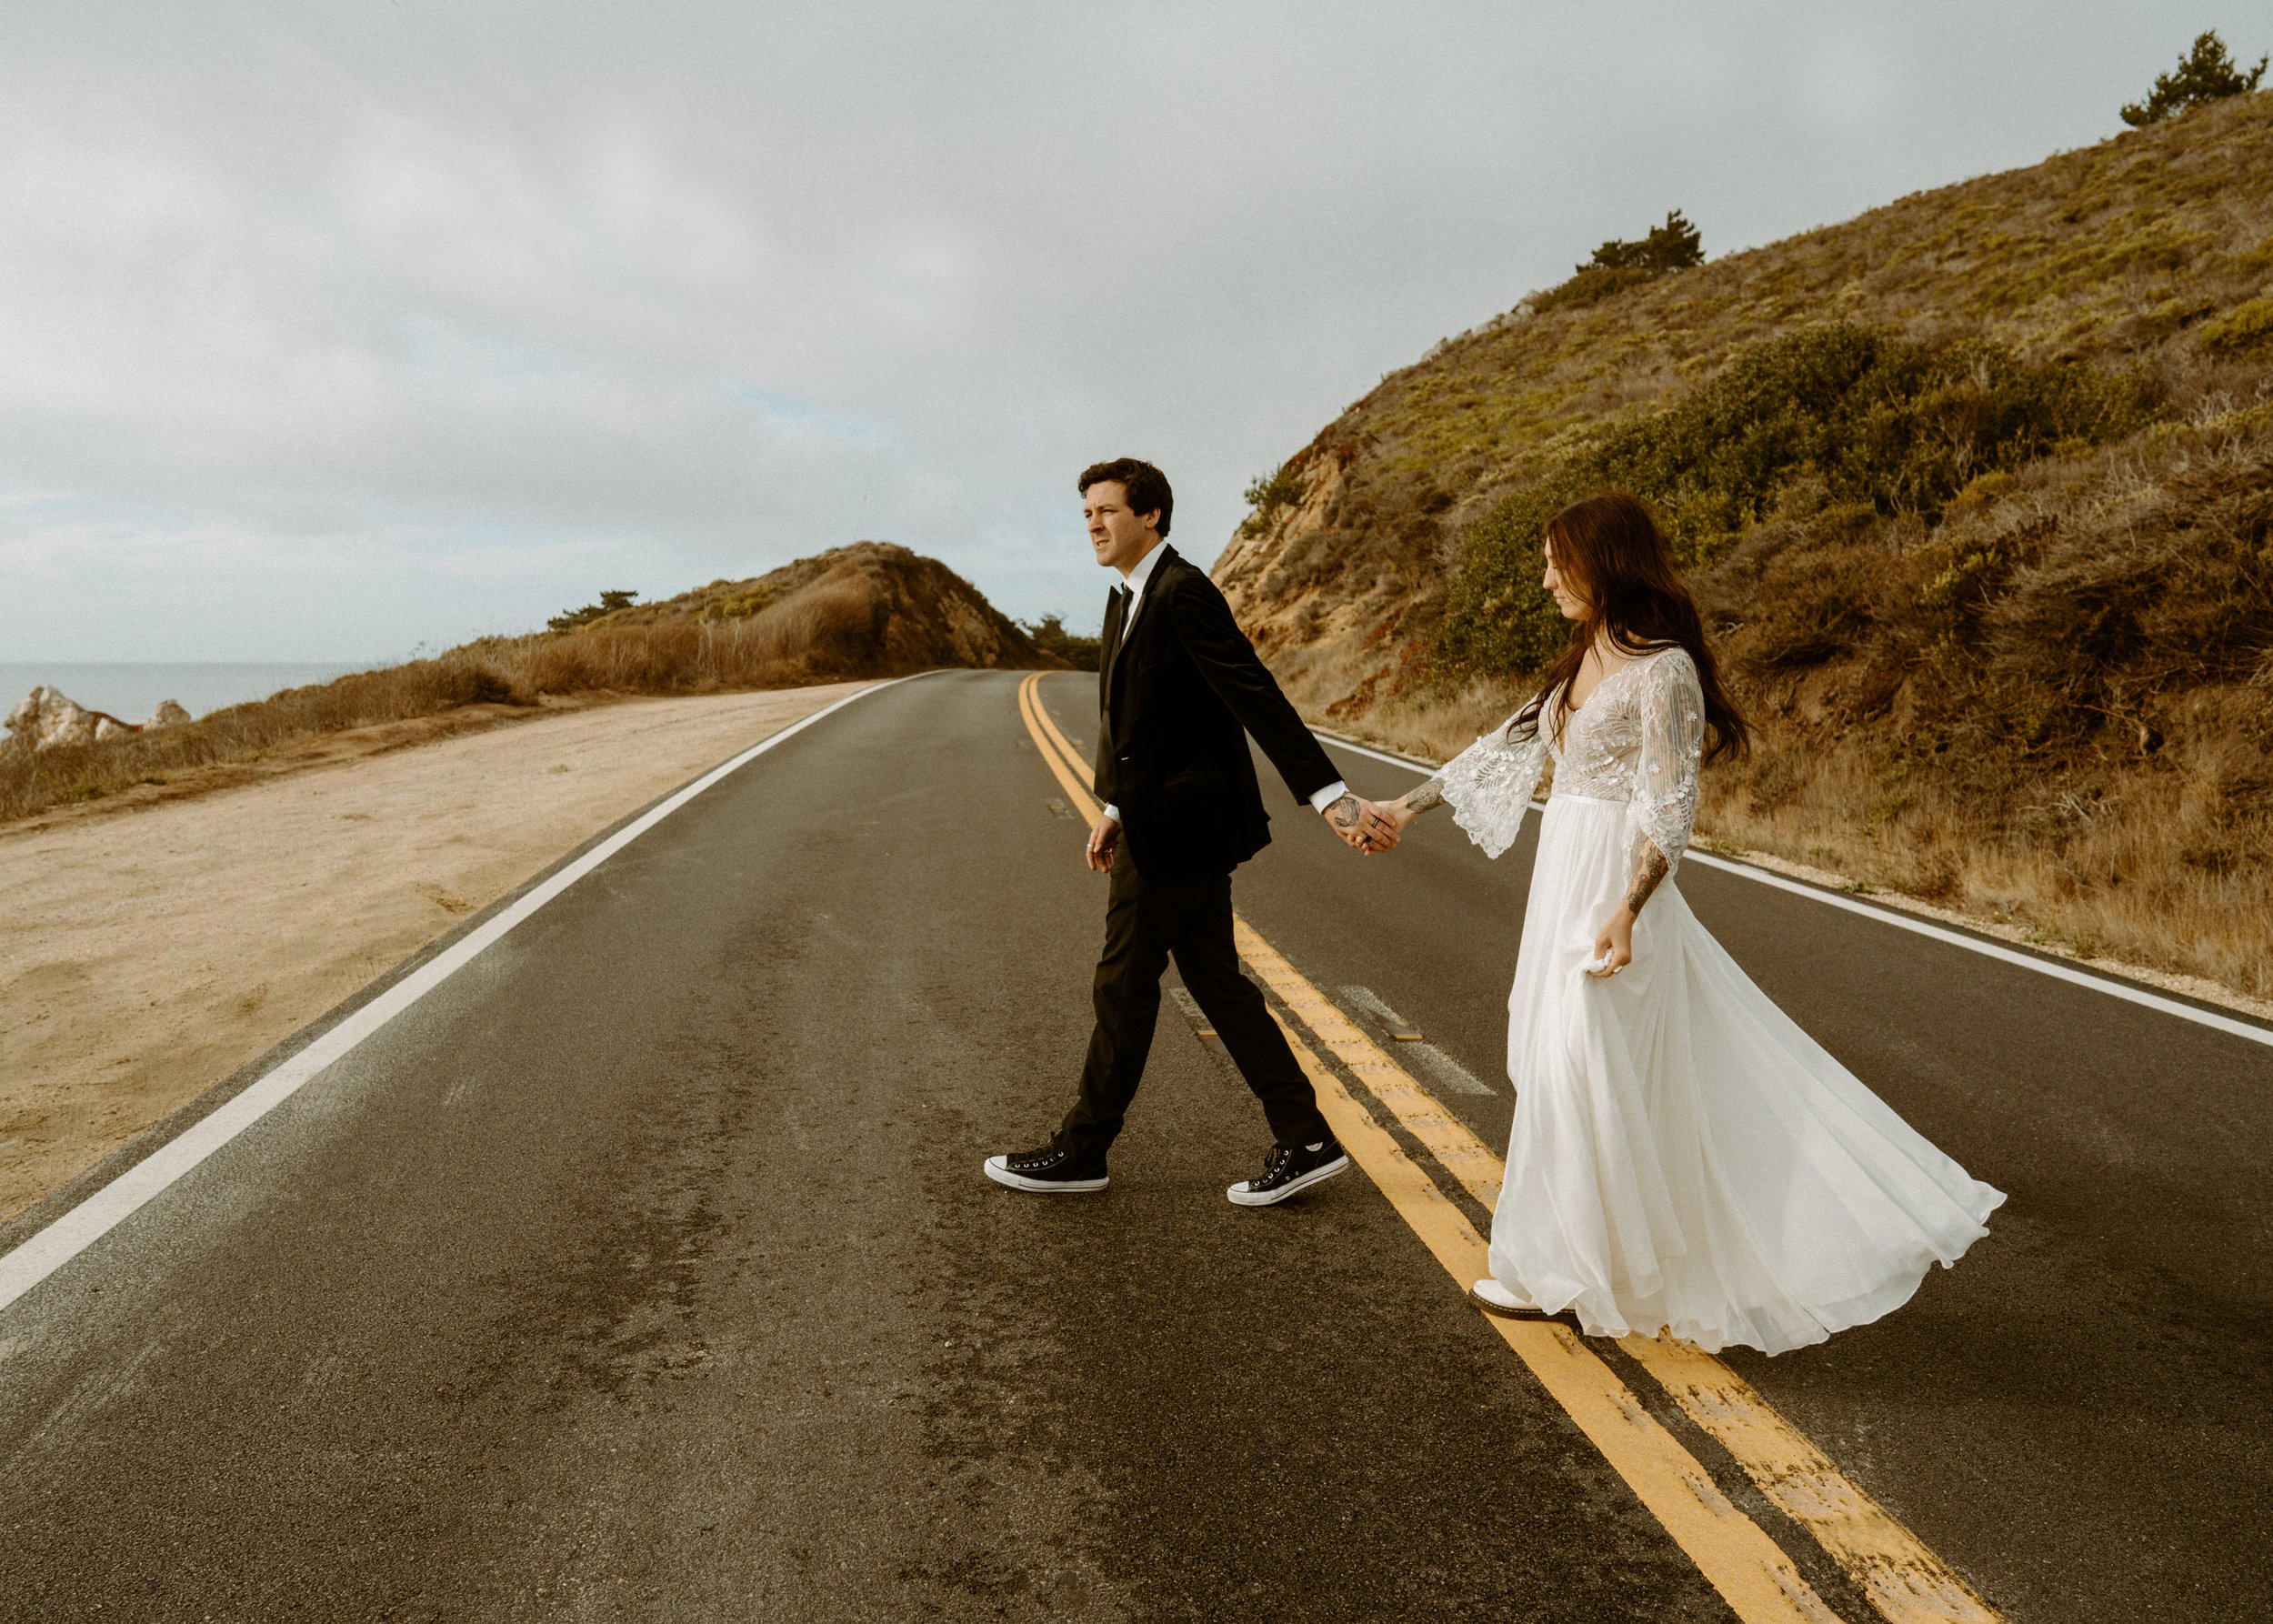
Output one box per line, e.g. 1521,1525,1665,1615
149,699,191,728
5,687,146,750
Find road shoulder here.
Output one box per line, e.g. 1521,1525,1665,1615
0,683,869,1225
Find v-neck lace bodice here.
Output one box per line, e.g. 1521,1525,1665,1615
1432,647,1707,877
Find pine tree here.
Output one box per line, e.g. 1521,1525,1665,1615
1583,211,1705,276
2121,31,2267,127
547,589,639,632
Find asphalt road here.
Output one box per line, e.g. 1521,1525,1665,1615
0,667,2266,1622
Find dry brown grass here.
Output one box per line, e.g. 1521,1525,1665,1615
1693,410,2273,996
1314,669,2246,987
1699,735,2273,997
1220,88,2273,697
1313,408,2273,997
3,541,1050,827
1220,91,2273,1001
0,657,531,825
1311,671,1529,765
1325,674,2273,999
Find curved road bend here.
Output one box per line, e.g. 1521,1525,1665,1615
0,667,2256,1622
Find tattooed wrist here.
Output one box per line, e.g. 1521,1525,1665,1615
1623,843,1670,914
1404,778,1446,816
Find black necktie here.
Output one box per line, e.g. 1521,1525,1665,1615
1101,586,1132,728
1105,586,1131,670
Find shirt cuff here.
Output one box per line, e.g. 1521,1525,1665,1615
1100,803,1121,823
1308,780,1349,814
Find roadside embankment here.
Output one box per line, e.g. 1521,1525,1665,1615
1218,91,2273,1003
0,683,868,1226
2,539,1052,827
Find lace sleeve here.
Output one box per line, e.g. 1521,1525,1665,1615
1435,713,1548,859
1627,649,1706,878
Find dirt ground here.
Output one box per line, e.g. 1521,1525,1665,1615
0,683,869,1226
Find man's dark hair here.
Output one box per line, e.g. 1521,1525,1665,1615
1078,457,1173,537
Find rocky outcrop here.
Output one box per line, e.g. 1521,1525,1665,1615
5,687,189,751
563,541,1052,672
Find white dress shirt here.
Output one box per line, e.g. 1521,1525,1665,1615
1117,536,1170,627
1098,541,1347,825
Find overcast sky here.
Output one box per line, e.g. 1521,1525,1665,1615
1,3,2265,662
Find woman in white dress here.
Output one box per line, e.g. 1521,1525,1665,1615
1367,493,2003,1356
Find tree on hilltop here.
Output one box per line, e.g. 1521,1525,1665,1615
1584,210,1705,276
2121,30,2266,126
1530,210,1705,313
548,588,638,631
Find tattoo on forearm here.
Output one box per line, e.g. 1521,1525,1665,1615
1404,777,1446,816
1327,794,1360,829
1624,843,1670,915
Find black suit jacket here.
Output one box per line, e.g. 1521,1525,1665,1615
1092,546,1341,879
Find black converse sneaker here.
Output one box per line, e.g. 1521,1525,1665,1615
984,1141,1109,1194
1226,1134,1350,1207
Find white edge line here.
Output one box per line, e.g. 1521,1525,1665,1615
1677,851,2273,1048
1309,727,2273,1049
0,677,911,1317
1310,727,1439,772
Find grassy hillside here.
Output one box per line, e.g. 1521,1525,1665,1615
2,542,1048,826
512,541,1044,686
1216,91,2273,997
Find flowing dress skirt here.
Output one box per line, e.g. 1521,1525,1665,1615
1487,793,2005,1355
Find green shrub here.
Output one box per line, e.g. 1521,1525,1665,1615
1019,614,1103,672
1530,265,1657,314
1437,324,2154,676
1237,464,1307,538
1436,479,1586,675
1531,211,1704,313
706,585,780,620
2201,296,2273,354
1588,210,1704,274
2121,31,2266,127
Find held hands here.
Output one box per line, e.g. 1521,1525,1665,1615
1363,797,1415,852
1088,793,1406,870
1323,793,1407,855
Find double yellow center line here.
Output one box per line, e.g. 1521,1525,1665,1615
1016,673,2001,1624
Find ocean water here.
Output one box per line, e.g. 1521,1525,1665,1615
0,662,376,725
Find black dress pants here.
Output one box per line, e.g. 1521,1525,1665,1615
1057,857,1330,1160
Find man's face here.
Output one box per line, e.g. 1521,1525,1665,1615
1084,481,1160,573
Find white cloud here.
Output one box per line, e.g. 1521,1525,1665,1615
0,0,2257,659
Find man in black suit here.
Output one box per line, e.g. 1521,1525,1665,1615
985,457,1396,1206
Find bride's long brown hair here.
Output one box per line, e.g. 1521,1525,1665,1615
1513,491,1750,762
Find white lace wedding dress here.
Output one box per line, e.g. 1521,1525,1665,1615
1436,647,2003,1355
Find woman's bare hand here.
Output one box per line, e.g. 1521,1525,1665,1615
1360,798,1411,852
1589,907,1637,977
